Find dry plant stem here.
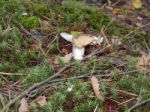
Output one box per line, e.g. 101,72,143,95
0,94,5,108
35,12,51,21
0,72,26,76
119,97,136,106
1,46,110,112
14,22,47,56
101,27,110,45
48,73,112,84
45,36,57,55
14,22,40,42
31,70,138,98
116,89,138,97
100,18,114,45
121,22,150,41
93,105,98,112
112,0,121,6
1,63,73,112
128,99,150,112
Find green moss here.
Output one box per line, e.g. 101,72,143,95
0,27,37,72
4,0,24,13
50,1,110,32
17,15,40,29
74,99,97,112
117,75,150,97
29,3,50,16
23,60,54,87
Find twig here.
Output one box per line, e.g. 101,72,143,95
14,22,40,42
93,105,98,112
1,46,110,112
100,18,114,46
1,63,73,112
48,73,112,84
0,72,26,76
116,89,138,97
121,22,150,41
14,21,47,56
112,0,121,6
0,94,5,108
128,99,150,112
29,70,138,99
119,97,136,106
101,27,110,45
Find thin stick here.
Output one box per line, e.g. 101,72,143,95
116,89,138,97
1,46,110,112
48,73,112,84
128,99,150,112
0,72,26,76
119,97,136,106
0,94,5,108
101,26,110,45
93,105,98,112
14,22,40,42
121,22,150,41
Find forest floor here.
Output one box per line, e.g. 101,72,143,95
0,0,150,112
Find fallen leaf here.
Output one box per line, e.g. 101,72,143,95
35,96,47,107
91,76,103,99
112,58,127,66
117,15,126,20
111,37,122,45
30,29,46,41
112,8,122,15
137,51,150,68
55,53,72,64
106,6,113,11
39,20,52,29
133,0,142,9
73,35,94,48
18,98,28,112
135,22,143,27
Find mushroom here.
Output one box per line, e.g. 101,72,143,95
60,32,103,60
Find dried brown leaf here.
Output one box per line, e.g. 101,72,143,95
55,53,72,64
18,98,28,112
137,55,150,68
111,37,122,45
91,76,103,99
35,96,47,106
112,8,122,15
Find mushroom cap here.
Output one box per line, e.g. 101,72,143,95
73,35,94,48
60,32,73,42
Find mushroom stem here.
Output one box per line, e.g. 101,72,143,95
72,46,85,60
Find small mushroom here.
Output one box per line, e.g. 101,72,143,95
60,32,103,60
